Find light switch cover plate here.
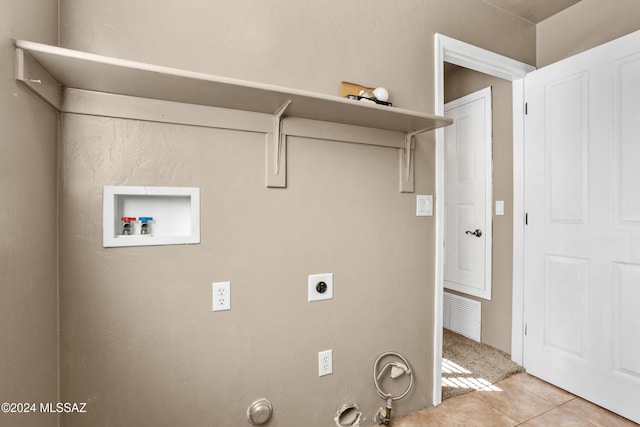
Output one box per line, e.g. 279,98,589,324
416,195,433,216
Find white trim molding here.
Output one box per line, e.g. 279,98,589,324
433,33,535,406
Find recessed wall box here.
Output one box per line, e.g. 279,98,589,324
103,186,200,247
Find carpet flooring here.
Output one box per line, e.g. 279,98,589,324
442,329,525,400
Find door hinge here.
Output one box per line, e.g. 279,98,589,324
525,323,528,336
525,102,528,115
525,212,528,225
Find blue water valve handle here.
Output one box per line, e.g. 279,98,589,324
138,217,153,235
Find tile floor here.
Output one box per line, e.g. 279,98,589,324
389,372,638,426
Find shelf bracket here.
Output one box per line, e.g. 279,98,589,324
266,100,292,188
399,128,430,193
15,48,63,110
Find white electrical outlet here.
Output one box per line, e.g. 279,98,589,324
318,349,333,376
308,273,333,302
212,281,231,311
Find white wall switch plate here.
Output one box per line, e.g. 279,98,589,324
496,200,505,216
212,281,231,311
308,273,333,302
416,195,433,216
318,349,333,376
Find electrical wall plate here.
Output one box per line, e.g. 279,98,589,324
212,281,231,312
318,349,333,376
308,273,333,302
416,194,433,216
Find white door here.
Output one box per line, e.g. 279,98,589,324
444,88,492,300
524,30,640,423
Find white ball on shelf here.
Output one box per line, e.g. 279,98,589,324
373,87,389,102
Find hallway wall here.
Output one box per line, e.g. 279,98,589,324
537,0,640,67
0,2,59,427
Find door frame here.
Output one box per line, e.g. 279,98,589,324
432,34,535,405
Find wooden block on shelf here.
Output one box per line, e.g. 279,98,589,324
339,81,374,98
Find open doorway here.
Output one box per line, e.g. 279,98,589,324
432,34,535,406
440,68,519,400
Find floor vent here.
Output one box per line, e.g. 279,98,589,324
443,291,481,342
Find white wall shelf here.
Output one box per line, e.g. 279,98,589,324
15,40,453,192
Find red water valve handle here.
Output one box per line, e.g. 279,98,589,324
121,217,136,223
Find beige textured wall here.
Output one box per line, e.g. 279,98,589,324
59,0,535,113
444,67,513,354
537,0,640,67
56,1,535,425
58,113,436,426
0,1,59,427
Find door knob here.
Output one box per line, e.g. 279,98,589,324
465,229,482,237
